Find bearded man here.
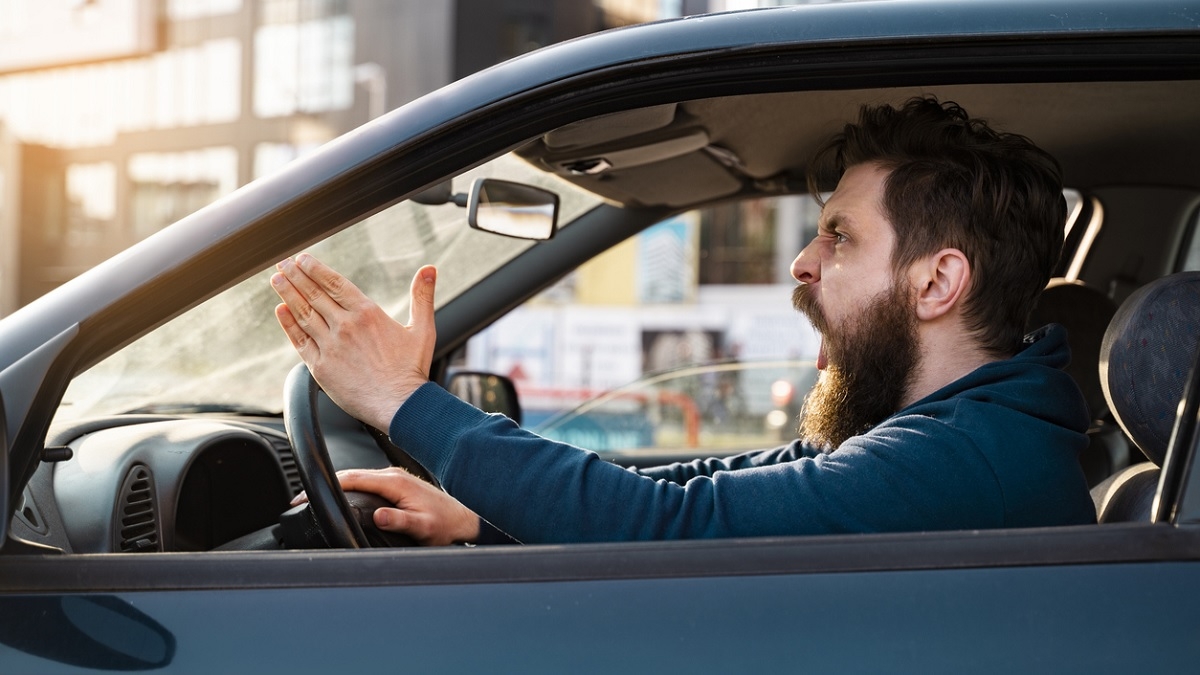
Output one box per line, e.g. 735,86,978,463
271,97,1098,545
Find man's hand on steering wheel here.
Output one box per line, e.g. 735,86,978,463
292,468,482,546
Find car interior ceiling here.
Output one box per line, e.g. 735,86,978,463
520,81,1200,205
519,78,1200,301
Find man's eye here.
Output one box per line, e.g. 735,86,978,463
833,232,848,244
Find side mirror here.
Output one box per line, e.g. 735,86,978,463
467,179,559,241
446,372,522,426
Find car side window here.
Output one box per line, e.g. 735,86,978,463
460,195,822,459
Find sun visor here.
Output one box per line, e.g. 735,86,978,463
543,129,711,176
563,151,743,208
542,104,678,149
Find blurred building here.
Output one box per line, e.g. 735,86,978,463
0,0,666,314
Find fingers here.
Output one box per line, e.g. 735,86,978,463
291,254,372,311
373,507,417,534
271,254,371,336
337,467,415,502
288,467,411,507
408,265,437,328
372,507,456,544
274,303,315,357
271,268,329,338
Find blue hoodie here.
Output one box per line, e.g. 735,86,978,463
390,323,1097,543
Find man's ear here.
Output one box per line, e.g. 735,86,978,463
910,248,971,322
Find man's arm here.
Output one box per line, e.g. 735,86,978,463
389,383,1007,542
633,441,829,485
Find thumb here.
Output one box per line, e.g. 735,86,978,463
408,265,437,329
373,507,410,532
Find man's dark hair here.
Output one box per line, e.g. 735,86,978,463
808,96,1066,356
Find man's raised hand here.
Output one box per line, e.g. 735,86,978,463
271,253,437,431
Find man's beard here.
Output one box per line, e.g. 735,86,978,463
791,280,921,448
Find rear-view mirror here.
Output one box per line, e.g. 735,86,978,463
467,178,559,241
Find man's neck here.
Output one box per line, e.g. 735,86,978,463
902,329,999,408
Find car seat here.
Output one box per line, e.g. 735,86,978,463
1026,278,1125,486
1090,271,1200,522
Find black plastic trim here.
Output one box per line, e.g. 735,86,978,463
2,523,1198,594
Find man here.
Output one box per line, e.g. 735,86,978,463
271,97,1097,545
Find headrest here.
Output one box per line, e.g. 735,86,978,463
1100,272,1200,466
1026,278,1118,420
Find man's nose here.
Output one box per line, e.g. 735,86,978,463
791,239,820,283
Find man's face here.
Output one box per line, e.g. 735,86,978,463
789,162,921,447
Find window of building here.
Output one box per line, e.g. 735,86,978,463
65,162,116,247
254,3,354,118
169,0,244,20
128,148,237,239
0,38,240,147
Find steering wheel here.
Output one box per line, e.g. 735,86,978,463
283,362,416,548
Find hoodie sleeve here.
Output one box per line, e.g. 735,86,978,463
633,440,828,484
390,383,1010,543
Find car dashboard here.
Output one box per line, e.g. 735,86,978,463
10,404,392,555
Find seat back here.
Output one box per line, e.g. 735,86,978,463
1027,278,1122,485
1092,271,1200,522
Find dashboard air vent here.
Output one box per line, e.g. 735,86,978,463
268,434,304,497
117,464,160,553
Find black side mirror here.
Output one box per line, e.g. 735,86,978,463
446,372,522,426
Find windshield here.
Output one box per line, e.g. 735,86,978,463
55,153,603,422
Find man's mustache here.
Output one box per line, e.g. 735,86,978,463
792,284,829,335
